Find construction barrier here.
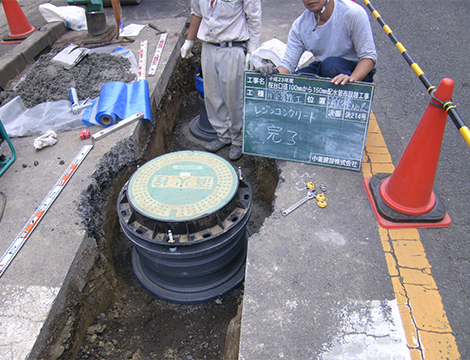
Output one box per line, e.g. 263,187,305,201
362,0,470,149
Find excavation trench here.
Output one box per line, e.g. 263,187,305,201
11,44,279,359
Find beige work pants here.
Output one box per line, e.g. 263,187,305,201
201,42,245,146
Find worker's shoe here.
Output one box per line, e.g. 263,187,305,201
205,139,229,152
229,145,243,161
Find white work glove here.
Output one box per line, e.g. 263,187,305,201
33,130,57,150
180,39,194,59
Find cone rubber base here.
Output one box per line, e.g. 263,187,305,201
1,32,32,44
363,175,451,229
189,115,218,142
1,39,23,44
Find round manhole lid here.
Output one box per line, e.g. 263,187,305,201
127,151,239,221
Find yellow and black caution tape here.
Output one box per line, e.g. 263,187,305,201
363,0,470,148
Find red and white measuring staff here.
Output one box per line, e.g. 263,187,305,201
137,39,148,81
0,144,93,277
0,112,145,278
148,33,167,76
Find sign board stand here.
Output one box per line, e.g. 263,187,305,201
243,71,375,171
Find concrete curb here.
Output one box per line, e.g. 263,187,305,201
0,21,67,87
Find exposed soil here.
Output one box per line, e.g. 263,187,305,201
75,86,275,359
75,231,243,360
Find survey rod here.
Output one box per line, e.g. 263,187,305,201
362,0,470,149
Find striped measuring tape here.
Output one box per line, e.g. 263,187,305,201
137,40,148,81
0,144,93,278
148,33,167,76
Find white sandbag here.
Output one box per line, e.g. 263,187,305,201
251,38,286,66
249,38,315,70
39,4,87,31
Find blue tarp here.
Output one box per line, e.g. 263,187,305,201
94,79,152,127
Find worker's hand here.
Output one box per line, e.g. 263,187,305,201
245,53,253,70
246,54,279,76
180,40,194,59
331,74,356,85
258,61,279,77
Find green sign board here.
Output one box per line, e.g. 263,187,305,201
243,71,375,171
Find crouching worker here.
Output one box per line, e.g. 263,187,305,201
270,0,377,85
180,0,262,160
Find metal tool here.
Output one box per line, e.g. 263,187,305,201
238,166,244,180
70,87,93,114
82,37,134,49
282,189,316,216
148,23,165,35
52,45,89,69
91,112,144,141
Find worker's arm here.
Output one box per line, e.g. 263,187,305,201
244,0,262,53
331,58,375,85
187,14,202,41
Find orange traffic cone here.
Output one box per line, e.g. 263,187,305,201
1,0,35,44
363,78,453,229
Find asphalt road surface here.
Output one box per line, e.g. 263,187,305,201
122,0,470,357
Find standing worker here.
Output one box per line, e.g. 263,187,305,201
180,0,262,160
275,0,376,85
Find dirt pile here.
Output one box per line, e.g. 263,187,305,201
0,52,135,108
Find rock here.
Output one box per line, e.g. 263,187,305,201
223,303,243,360
87,323,107,335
